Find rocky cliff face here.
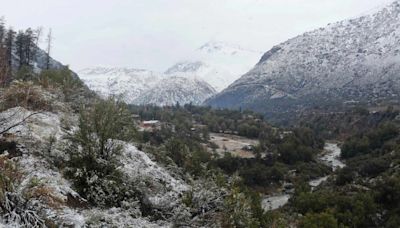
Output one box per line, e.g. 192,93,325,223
206,0,400,117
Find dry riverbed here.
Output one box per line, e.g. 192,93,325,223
262,142,346,211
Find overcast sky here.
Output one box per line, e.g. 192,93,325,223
0,0,395,72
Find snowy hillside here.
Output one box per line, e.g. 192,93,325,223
134,76,216,106
207,0,400,115
0,106,183,227
166,41,263,92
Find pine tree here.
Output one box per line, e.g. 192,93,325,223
5,28,15,69
24,28,34,66
15,31,26,68
15,28,38,69
0,45,8,86
0,18,6,85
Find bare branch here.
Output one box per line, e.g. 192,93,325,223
0,111,41,135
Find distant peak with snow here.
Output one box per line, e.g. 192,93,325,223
167,41,263,91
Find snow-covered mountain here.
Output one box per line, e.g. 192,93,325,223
78,67,164,103
78,41,259,106
166,41,262,92
134,76,216,106
207,0,400,116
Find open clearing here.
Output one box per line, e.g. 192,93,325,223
208,133,259,158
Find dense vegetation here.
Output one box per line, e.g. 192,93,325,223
130,104,269,139
281,107,400,227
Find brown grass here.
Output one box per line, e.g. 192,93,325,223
27,186,65,209
0,81,51,111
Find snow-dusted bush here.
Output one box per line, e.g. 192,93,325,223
64,98,138,207
221,186,259,228
183,179,225,215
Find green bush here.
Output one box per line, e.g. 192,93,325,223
299,211,338,228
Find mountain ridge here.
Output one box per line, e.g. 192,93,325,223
206,0,400,120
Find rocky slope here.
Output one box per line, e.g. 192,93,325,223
206,0,400,117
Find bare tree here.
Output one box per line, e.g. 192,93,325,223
34,27,42,47
45,28,52,69
30,27,43,65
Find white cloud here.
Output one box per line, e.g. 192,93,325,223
0,0,394,71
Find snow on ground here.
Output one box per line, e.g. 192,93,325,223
0,107,64,142
119,142,189,207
